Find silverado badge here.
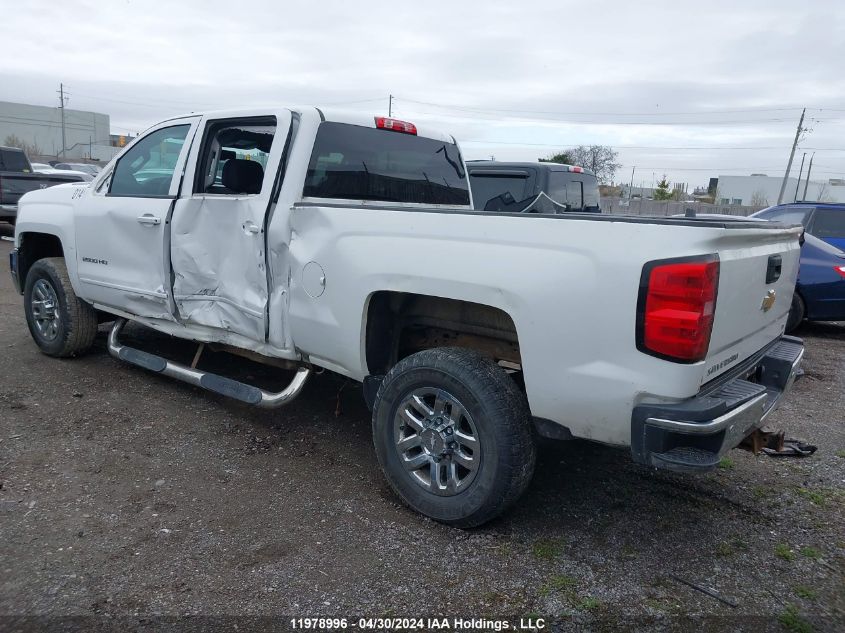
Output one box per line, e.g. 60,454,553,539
761,289,776,312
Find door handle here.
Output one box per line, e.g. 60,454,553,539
243,221,260,235
137,214,161,226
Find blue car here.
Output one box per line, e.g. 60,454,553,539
751,203,845,331
752,202,845,250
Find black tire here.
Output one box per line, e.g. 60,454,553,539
24,257,98,357
786,292,805,333
372,347,536,528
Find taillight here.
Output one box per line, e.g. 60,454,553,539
374,117,417,135
835,265,845,279
636,256,720,363
568,166,584,173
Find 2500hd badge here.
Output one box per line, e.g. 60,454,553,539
707,352,739,376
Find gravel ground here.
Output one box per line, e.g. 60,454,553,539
0,226,843,632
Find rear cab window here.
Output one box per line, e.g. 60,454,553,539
0,147,31,172
303,122,470,205
469,170,532,211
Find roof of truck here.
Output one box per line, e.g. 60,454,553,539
153,106,456,144
466,160,596,176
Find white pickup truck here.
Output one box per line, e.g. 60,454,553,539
10,107,805,526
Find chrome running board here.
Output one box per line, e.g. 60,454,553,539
107,318,310,408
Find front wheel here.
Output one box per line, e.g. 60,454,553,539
372,347,536,528
24,258,98,357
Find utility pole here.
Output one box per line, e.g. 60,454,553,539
57,83,68,160
388,94,393,117
628,166,635,201
802,153,815,201
777,108,805,205
793,153,806,202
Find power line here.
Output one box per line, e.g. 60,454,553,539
396,96,845,119
460,140,845,151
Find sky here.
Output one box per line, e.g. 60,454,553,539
2,0,844,188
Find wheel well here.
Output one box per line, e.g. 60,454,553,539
18,232,64,287
365,291,521,375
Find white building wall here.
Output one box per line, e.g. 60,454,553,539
717,174,845,206
0,100,111,161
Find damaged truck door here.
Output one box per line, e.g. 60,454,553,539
74,119,199,320
170,115,289,341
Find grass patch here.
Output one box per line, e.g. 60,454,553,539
778,604,813,633
577,597,601,611
718,457,735,469
796,487,841,507
539,574,577,596
835,450,845,458
715,541,733,557
532,539,564,561
794,586,818,600
752,486,771,499
800,546,821,559
731,537,750,551
775,543,795,561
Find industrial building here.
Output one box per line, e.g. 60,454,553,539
714,174,845,206
0,100,120,163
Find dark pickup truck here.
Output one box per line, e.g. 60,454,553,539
468,160,601,213
0,146,86,224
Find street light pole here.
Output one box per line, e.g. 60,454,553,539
793,153,806,202
777,108,805,205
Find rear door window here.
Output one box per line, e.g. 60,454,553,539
548,172,596,211
755,206,812,226
303,122,469,205
469,172,531,210
810,208,845,239
194,118,276,195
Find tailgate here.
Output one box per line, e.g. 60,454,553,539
0,173,80,205
702,224,802,385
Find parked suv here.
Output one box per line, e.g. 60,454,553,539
468,161,601,213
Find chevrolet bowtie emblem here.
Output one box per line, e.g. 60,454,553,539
761,289,776,312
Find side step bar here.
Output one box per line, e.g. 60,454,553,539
107,318,310,408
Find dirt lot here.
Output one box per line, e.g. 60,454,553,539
0,226,843,632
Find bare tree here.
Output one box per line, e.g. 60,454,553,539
3,134,43,159
567,145,621,185
750,190,770,206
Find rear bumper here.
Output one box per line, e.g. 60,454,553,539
631,336,804,472
0,204,17,219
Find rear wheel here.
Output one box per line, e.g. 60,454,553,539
24,258,98,357
786,292,805,333
372,347,536,528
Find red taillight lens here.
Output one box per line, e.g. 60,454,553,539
834,265,845,279
374,116,417,135
637,257,720,362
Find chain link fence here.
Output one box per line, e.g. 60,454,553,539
601,197,768,217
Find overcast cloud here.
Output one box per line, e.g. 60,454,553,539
2,0,843,187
